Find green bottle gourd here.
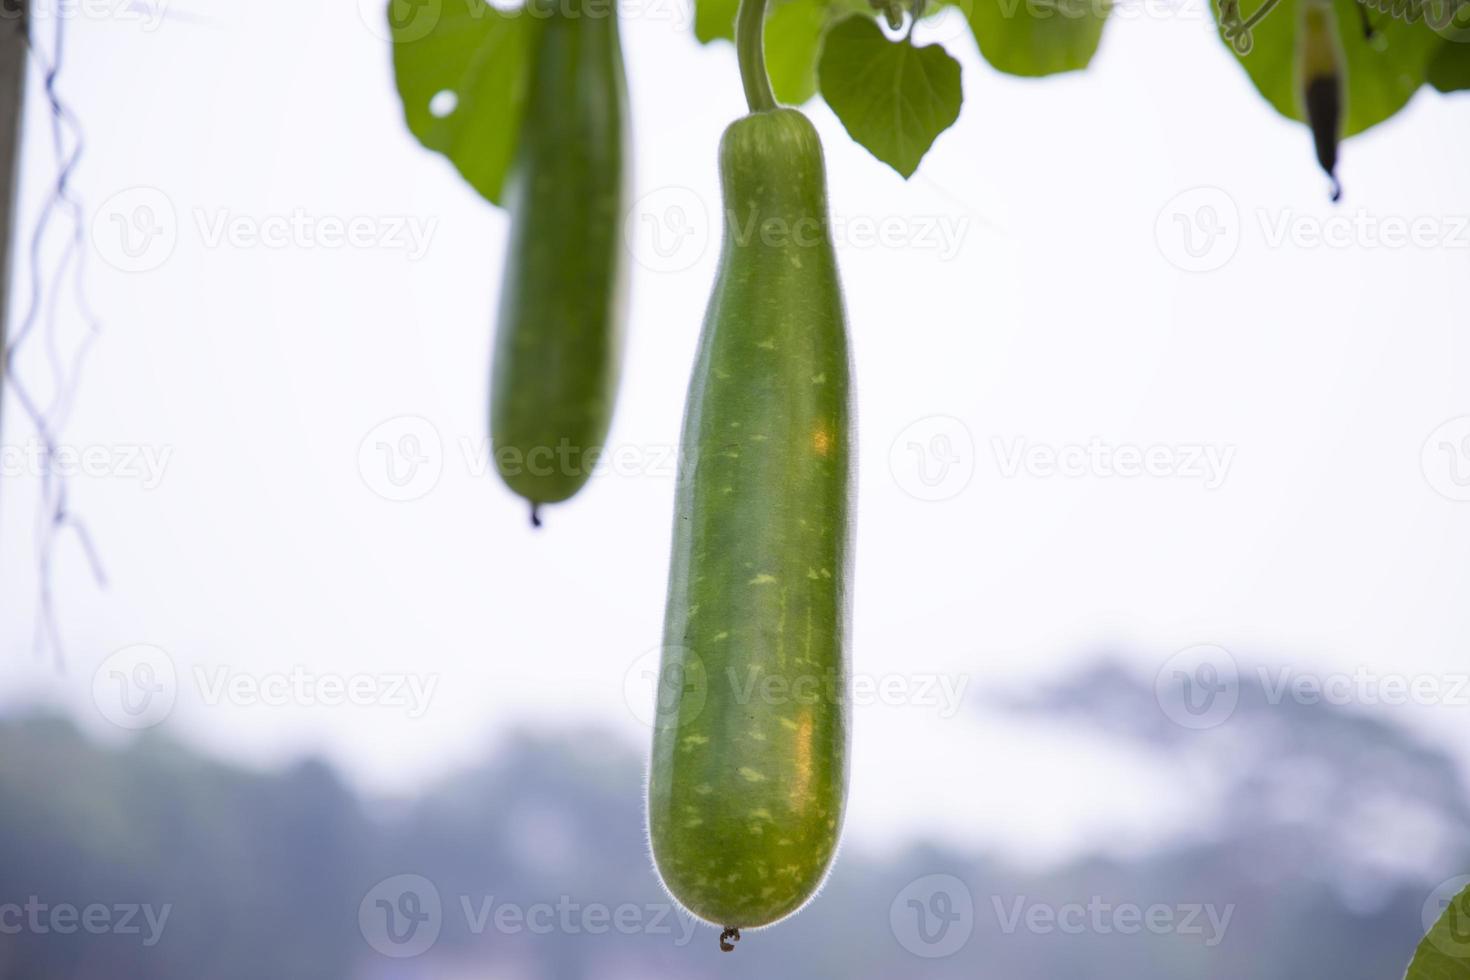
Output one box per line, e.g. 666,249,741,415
490,0,630,523
647,0,854,946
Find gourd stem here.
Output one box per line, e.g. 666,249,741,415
735,0,776,113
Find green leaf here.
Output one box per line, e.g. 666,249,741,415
1216,0,1443,136
696,0,743,42
1405,881,1470,980
1428,38,1470,92
961,0,1110,77
817,15,963,177
391,0,535,207
766,0,832,103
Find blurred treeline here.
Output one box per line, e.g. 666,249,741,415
0,661,1464,979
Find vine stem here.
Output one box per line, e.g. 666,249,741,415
735,0,776,113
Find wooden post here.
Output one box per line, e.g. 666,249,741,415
0,0,26,434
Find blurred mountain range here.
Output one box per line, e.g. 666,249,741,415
0,660,1462,979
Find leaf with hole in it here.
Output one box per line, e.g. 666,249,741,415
961,0,1110,76
1216,0,1444,136
391,0,535,207
1427,36,1470,92
817,15,963,177
1405,881,1470,980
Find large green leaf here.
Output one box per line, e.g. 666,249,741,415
1216,0,1443,135
963,0,1110,77
390,0,535,207
818,14,963,176
1428,37,1470,91
1405,881,1470,980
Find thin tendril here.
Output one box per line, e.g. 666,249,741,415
5,4,106,669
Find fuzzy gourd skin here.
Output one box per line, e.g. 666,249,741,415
648,108,853,931
490,0,629,509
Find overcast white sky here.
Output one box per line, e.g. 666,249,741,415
2,0,1469,867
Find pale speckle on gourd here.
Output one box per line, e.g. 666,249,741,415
748,573,777,586
756,337,777,350
811,373,826,384
738,767,767,782
712,630,730,641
